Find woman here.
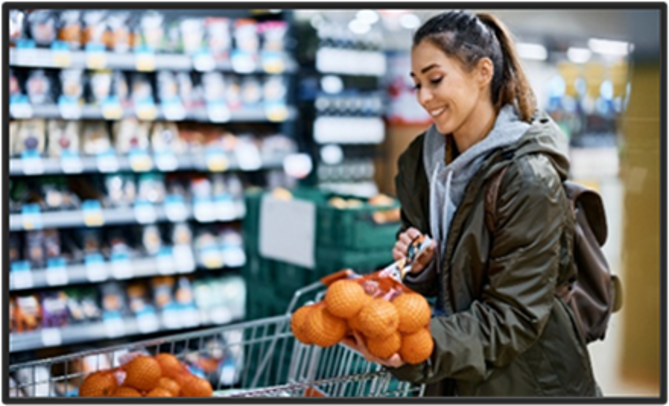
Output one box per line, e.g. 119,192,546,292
343,10,600,397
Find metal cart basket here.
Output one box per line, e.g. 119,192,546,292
9,281,425,398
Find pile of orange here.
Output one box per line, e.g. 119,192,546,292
78,353,213,398
291,278,434,365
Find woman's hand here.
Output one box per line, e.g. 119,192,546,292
341,331,405,368
392,227,437,274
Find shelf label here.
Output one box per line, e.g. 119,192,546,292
46,257,69,286
157,247,175,275
85,253,108,282
261,50,286,74
205,147,229,172
60,149,84,174
21,203,43,230
101,96,123,120
264,101,289,122
135,98,158,121
215,194,238,221
160,97,187,121
96,149,119,173
173,244,196,273
110,252,133,279
20,150,44,176
10,261,33,290
231,50,257,74
164,195,188,222
135,46,156,72
193,48,216,72
82,200,105,227
154,150,180,172
51,41,72,67
206,100,231,123
129,148,153,172
10,95,33,119
85,43,107,69
41,327,63,347
58,95,82,120
193,197,216,223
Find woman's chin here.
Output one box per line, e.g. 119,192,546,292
434,122,453,135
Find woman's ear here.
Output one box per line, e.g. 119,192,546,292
477,57,494,88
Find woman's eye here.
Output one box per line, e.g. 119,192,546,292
413,83,421,90
430,77,443,85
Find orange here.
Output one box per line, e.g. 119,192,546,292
358,298,399,339
157,376,181,396
366,331,401,360
78,371,118,397
392,293,431,333
347,311,364,333
291,305,314,345
400,328,434,365
111,386,142,397
304,304,347,348
122,355,162,391
324,280,369,319
146,387,173,397
154,353,186,379
180,375,214,397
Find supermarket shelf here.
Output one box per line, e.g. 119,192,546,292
8,103,298,123
10,201,245,231
9,152,288,176
9,314,245,353
9,47,298,73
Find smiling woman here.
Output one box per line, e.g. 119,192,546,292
344,10,602,398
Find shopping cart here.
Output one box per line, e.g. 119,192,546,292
8,276,426,398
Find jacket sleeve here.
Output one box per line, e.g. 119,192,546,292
389,160,565,384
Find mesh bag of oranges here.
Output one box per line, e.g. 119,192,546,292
77,352,213,398
291,236,435,365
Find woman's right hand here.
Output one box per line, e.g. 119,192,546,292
392,227,436,274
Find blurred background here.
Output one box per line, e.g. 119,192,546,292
7,7,662,398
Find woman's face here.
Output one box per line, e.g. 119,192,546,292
411,40,486,135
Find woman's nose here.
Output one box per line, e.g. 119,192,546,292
417,88,433,106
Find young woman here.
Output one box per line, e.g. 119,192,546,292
343,10,600,397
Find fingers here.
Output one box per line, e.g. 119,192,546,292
405,227,422,240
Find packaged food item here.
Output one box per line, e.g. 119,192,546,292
59,69,85,100
180,18,204,55
261,134,297,156
100,282,128,316
10,70,22,97
9,233,21,263
10,121,21,157
224,75,242,109
211,173,227,197
65,287,101,324
190,176,212,199
171,223,193,246
57,10,82,49
82,10,108,46
201,72,226,102
151,276,175,309
259,21,288,51
41,291,69,328
89,70,113,104
10,10,26,41
164,21,181,53
13,294,42,332
81,121,111,155
26,70,53,105
205,17,232,56
107,228,131,255
142,225,163,255
42,177,80,210
105,174,136,207
233,19,259,54
113,71,129,103
44,229,62,259
263,76,288,102
112,118,151,153
107,11,131,53
16,118,46,155
241,76,262,106
80,229,103,254
156,71,179,102
175,277,195,306
28,9,57,46
138,11,165,51
137,173,166,203
47,119,80,157
176,72,194,108
130,73,154,102
127,282,154,315
151,121,186,153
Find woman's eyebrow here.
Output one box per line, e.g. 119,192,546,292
410,63,440,77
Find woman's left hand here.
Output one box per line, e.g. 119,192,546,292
341,331,405,369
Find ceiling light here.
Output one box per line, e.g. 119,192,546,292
588,38,631,56
516,43,548,61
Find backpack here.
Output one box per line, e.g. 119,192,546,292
486,164,623,345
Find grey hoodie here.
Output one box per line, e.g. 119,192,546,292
422,104,531,292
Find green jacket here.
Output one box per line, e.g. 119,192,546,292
389,114,599,397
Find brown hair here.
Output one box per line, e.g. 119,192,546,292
413,10,537,122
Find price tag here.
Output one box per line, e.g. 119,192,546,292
60,149,84,174
234,142,263,171
86,43,107,69
193,197,216,223
136,309,160,334
160,97,187,121
46,257,69,286
10,95,33,119
222,246,246,268
205,147,229,172
128,148,153,172
85,253,108,282
193,49,216,72
200,246,223,269
20,150,44,176
10,261,33,290
215,194,238,221
207,100,231,123
135,98,158,121
96,149,119,173
135,47,156,72
51,41,72,67
164,195,189,222
101,96,123,120
41,327,63,347
154,150,180,172
210,306,233,325
173,244,196,273
264,101,289,122
261,50,286,74
157,247,175,275
110,252,133,279
21,203,43,230
58,95,82,120
82,200,105,227
103,313,126,338
231,50,257,73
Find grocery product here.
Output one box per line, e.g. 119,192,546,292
57,10,82,49
303,304,348,348
399,328,434,365
89,70,113,105
28,10,57,46
82,10,108,46
15,119,46,155
391,293,431,334
81,121,112,155
205,17,231,56
26,70,53,105
107,11,131,53
60,69,85,100
323,279,369,319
